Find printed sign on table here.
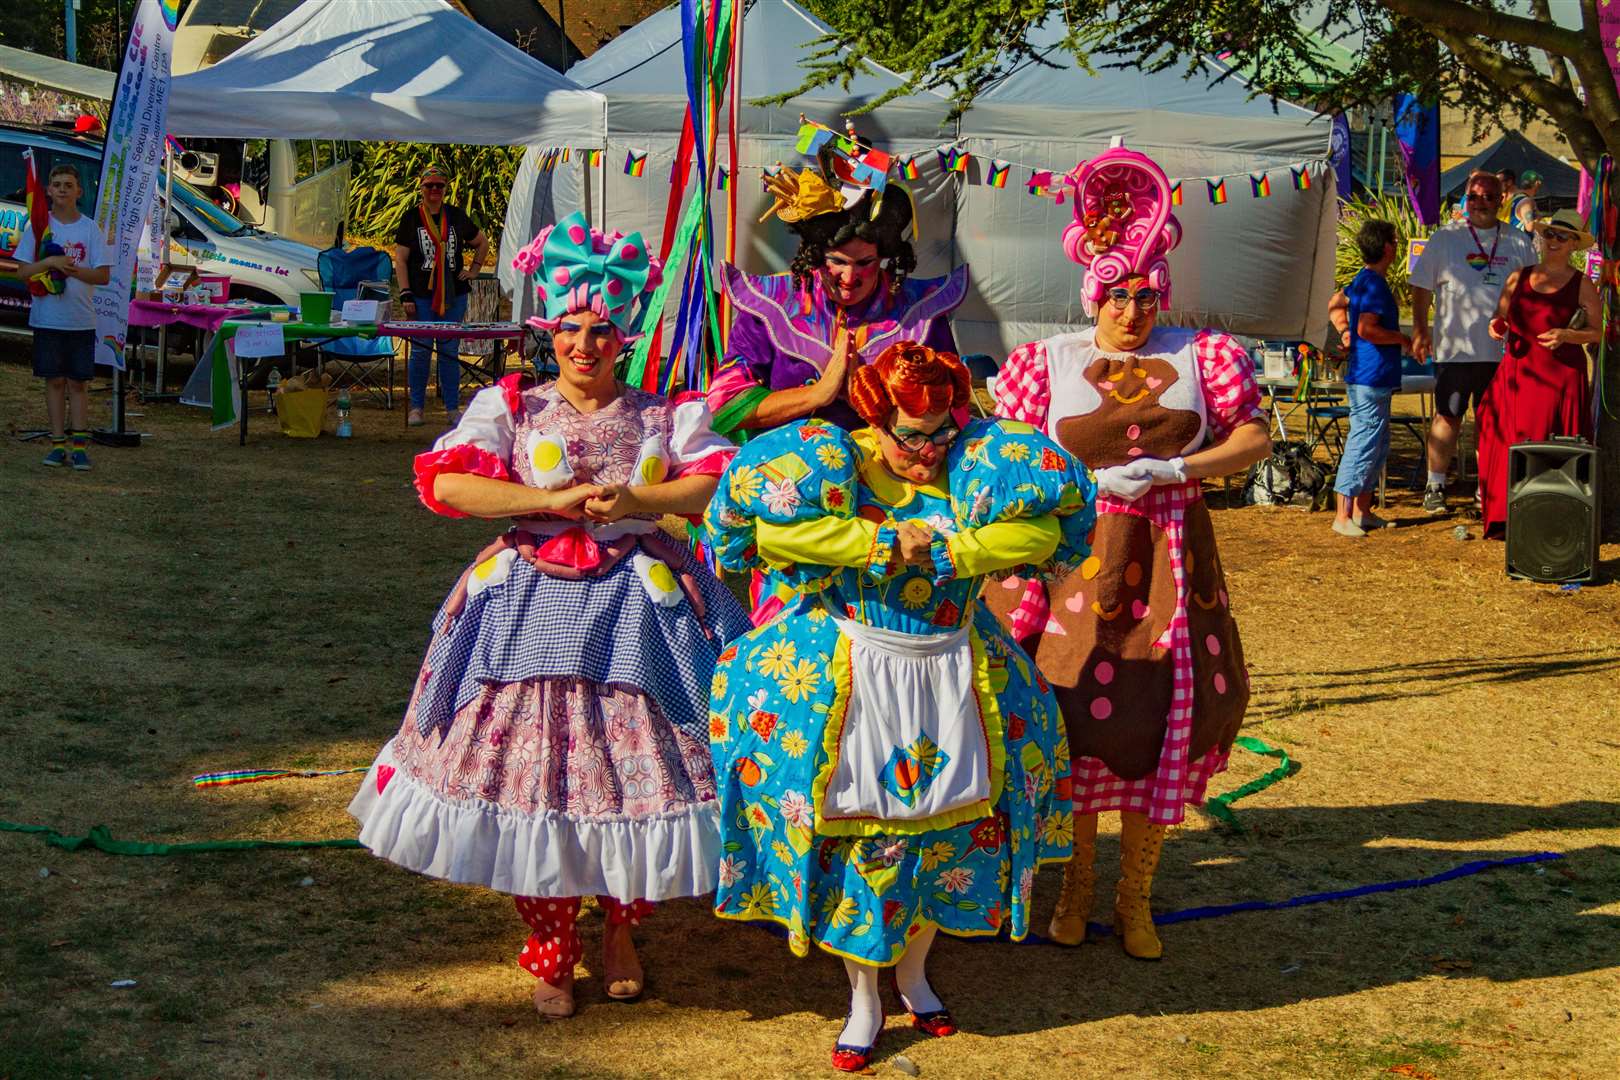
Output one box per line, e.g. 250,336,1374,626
232,323,285,358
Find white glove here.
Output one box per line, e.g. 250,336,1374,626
1128,455,1188,487
1092,464,1154,502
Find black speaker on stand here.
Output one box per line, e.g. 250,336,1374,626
1505,438,1600,583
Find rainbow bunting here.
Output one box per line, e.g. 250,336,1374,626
936,147,953,172
950,148,971,174
987,159,1010,188
1250,172,1272,198
562,148,571,163
1207,178,1228,205
587,149,603,167
625,150,648,177
716,166,729,190
1291,166,1311,191
1170,181,1184,206
761,164,781,190
1027,169,1053,196
900,154,921,181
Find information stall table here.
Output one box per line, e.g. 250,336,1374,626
206,319,381,444
378,320,527,387
127,301,293,397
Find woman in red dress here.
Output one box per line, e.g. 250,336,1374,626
1479,209,1602,536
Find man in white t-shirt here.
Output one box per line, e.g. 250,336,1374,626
13,164,113,470
1409,170,1536,513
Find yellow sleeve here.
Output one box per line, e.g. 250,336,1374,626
756,517,881,571
941,517,1061,580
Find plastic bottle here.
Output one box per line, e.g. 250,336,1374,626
266,368,280,412
336,389,352,438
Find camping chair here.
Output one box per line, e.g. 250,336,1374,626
962,353,999,417
1379,355,1435,503
314,246,397,408
1297,345,1349,460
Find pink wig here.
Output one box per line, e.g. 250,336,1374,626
1060,145,1182,315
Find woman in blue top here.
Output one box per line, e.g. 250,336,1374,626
1328,219,1413,537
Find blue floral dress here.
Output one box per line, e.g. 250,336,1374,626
704,418,1095,965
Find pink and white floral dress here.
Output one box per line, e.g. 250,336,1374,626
348,376,753,899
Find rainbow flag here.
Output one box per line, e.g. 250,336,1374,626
1291,165,1311,191
937,147,953,172
987,159,1010,188
1207,178,1228,205
562,148,571,163
1250,172,1272,198
900,154,921,181
625,150,647,177
1170,181,1184,206
20,149,63,296
950,149,971,174
587,149,603,168
1027,169,1052,196
716,166,729,190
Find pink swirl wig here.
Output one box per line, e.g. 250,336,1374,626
1059,145,1183,316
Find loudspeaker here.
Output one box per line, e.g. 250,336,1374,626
1505,438,1600,583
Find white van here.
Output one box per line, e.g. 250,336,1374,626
0,123,322,315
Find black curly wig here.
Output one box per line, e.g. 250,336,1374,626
786,187,917,296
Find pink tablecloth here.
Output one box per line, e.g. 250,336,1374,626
378,320,523,341
129,300,258,332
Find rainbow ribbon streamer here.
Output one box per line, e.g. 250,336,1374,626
192,767,367,789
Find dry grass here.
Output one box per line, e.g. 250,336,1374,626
2,361,1618,1079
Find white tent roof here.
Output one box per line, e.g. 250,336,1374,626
0,44,115,100
504,1,1336,348
167,0,605,145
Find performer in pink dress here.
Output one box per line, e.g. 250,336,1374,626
987,146,1271,960
349,212,752,1018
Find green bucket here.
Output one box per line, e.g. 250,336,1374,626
299,290,336,325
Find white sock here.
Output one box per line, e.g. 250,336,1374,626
1427,471,1447,487
894,924,943,1014
839,960,884,1048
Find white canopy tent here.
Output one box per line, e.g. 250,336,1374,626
166,0,605,145
502,0,1336,354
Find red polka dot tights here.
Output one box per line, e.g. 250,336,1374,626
514,895,655,986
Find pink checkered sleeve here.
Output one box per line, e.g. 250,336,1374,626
1195,330,1265,443
992,341,1050,427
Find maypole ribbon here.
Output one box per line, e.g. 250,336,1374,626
1203,735,1298,832
192,767,368,789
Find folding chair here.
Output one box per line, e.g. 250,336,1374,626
315,246,397,408
1381,355,1434,502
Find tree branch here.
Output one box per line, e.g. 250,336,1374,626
1431,25,1605,165
1380,0,1588,59
1529,0,1575,95
1572,0,1620,152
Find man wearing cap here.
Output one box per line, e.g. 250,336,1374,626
1409,170,1537,513
392,166,488,426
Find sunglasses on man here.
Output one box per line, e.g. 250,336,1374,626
422,182,446,191
1465,192,1500,204
886,421,961,453
1105,287,1162,311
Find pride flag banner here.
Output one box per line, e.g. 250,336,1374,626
987,159,1010,188
625,150,648,177
716,166,729,190
1170,181,1183,206
587,149,603,167
1027,169,1053,196
900,154,921,181
950,149,971,174
1291,166,1311,191
1250,172,1272,198
1208,178,1228,205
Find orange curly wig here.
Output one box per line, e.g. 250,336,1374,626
848,341,972,429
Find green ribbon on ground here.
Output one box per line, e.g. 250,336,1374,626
1203,735,1299,832
0,820,362,856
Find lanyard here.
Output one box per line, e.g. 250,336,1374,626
1465,222,1500,271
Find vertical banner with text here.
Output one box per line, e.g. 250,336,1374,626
92,0,179,370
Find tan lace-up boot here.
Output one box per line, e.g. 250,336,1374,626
1046,812,1099,945
1114,811,1166,960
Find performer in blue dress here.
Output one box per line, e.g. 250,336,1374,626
704,342,1094,1070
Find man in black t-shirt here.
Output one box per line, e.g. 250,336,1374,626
391,166,489,426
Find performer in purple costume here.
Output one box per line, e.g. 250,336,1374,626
707,165,967,438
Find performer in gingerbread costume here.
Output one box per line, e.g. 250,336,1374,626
988,145,1271,960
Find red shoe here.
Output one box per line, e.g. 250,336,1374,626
887,971,957,1038
830,1007,885,1072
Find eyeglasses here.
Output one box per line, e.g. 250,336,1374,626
1465,193,1499,204
1105,287,1162,311
886,421,960,453
422,182,446,191
1540,228,1578,244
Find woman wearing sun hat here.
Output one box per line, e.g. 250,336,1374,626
1478,208,1602,536
350,210,752,1019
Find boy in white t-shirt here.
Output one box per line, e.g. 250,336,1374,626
13,164,113,470
1409,170,1536,512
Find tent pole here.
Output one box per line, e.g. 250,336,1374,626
156,143,174,395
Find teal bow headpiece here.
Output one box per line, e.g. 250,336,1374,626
530,211,654,334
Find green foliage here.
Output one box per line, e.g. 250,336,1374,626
347,143,521,252
1335,192,1425,309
